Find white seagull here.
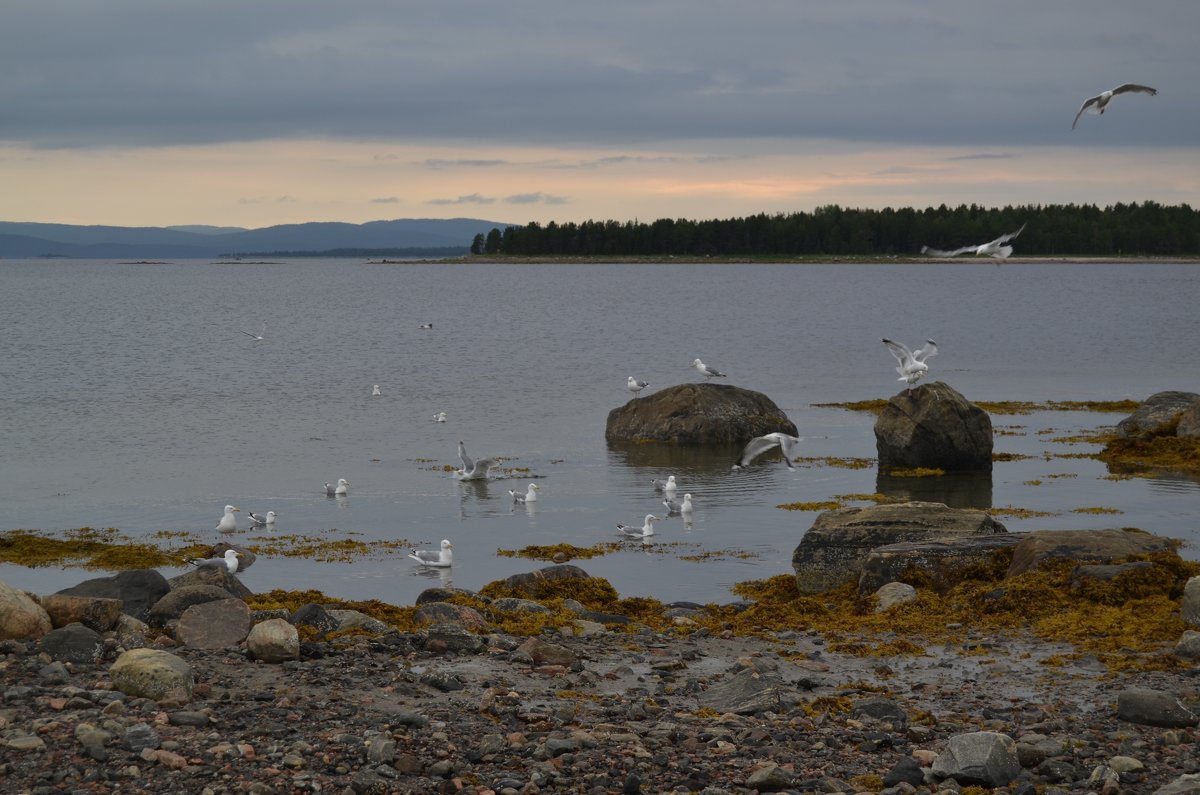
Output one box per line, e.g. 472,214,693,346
921,223,1026,260
692,358,727,380
627,376,649,396
215,505,240,532
733,433,804,471
679,493,694,518
618,514,660,539
509,483,540,504
240,321,266,341
409,539,453,567
248,510,277,527
433,411,448,423
651,475,677,495
456,456,498,481
372,384,382,396
419,322,433,330
1073,83,1158,129
324,478,350,497
883,338,939,390
189,549,242,573
457,440,473,474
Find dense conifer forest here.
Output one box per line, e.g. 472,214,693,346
469,202,1200,258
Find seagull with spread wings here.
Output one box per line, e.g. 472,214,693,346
921,223,1026,260
733,433,804,471
1072,83,1157,130
883,338,938,391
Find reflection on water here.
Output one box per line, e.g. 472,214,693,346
875,471,994,510
606,441,744,471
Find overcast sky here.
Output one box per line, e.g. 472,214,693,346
2,1,1196,228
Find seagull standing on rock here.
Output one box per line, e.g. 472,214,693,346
692,358,727,380
883,338,938,391
189,549,241,573
627,376,649,396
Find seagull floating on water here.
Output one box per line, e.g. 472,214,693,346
433,412,447,423
240,321,266,341
921,223,1026,260
372,384,382,396
324,478,350,497
215,505,240,532
189,549,241,573
419,322,433,330
663,492,694,515
651,475,677,495
248,510,277,527
627,377,649,396
617,514,660,539
679,493,694,518
509,483,540,504
883,338,938,390
692,358,727,380
1072,83,1158,129
408,539,453,567
734,433,804,471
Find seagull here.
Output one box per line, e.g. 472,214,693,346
921,223,1026,259
509,483,540,504
679,493,694,518
627,376,649,396
617,514,660,539
372,384,382,396
651,475,677,495
409,539,453,567
456,456,498,481
189,549,241,573
457,440,473,474
733,433,804,471
215,505,240,532
692,358,727,380
883,338,939,390
1073,83,1158,129
419,322,433,330
240,321,266,341
248,510,277,527
324,478,350,497
662,495,683,515
433,412,447,423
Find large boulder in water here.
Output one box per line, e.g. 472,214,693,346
874,382,992,472
605,383,796,445
1116,391,1200,439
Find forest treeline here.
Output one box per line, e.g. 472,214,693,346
469,201,1200,257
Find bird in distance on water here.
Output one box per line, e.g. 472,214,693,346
371,384,382,396
324,479,350,497
733,433,804,471
1073,83,1157,129
882,338,938,391
240,322,266,341
692,358,727,380
921,223,1026,260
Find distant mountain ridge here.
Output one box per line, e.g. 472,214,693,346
0,218,511,258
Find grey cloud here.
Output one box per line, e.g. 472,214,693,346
425,159,510,169
371,197,401,204
948,153,1018,161
505,193,568,205
426,194,496,206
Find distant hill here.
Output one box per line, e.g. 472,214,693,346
0,218,512,258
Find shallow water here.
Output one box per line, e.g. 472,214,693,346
1,258,1197,605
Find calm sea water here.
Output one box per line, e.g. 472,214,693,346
1,258,1198,606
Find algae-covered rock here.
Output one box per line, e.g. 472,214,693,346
874,381,992,472
1117,391,1200,439
110,648,194,701
1006,528,1179,578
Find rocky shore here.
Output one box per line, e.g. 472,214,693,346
5,556,1200,795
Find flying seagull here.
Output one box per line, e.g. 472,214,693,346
456,456,498,481
617,514,660,539
883,338,939,390
692,358,727,380
921,223,1026,260
627,376,649,396
409,539,453,567
240,321,266,341
1073,83,1158,129
733,433,804,471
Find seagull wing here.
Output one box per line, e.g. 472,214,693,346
921,245,974,258
408,549,441,564
882,338,916,367
1112,83,1157,97
457,442,474,472
736,434,784,468
912,340,939,363
1072,95,1102,129
989,223,1027,247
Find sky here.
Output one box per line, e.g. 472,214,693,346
2,1,1197,229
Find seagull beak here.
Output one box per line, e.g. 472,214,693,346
233,507,241,512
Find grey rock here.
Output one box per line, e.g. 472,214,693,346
289,603,340,633
491,597,551,614
415,586,488,605
39,622,105,664
39,593,124,632
1183,577,1200,627
792,501,1007,595
874,381,993,472
861,534,1021,594
491,564,592,599
1007,528,1180,577
1155,773,1200,795
167,563,253,599
413,601,490,630
1178,630,1200,659
176,597,251,649
38,661,71,685
147,584,236,627
698,669,789,715
350,769,390,795
931,731,1021,787
744,764,796,792
246,618,300,663
514,637,576,667
0,580,52,640
605,382,797,445
883,756,925,786
853,697,909,728
1178,401,1200,439
1117,391,1200,439
423,623,485,653
124,722,160,752
57,569,170,623
326,609,390,634
1117,688,1198,727
366,736,395,764
872,582,918,612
